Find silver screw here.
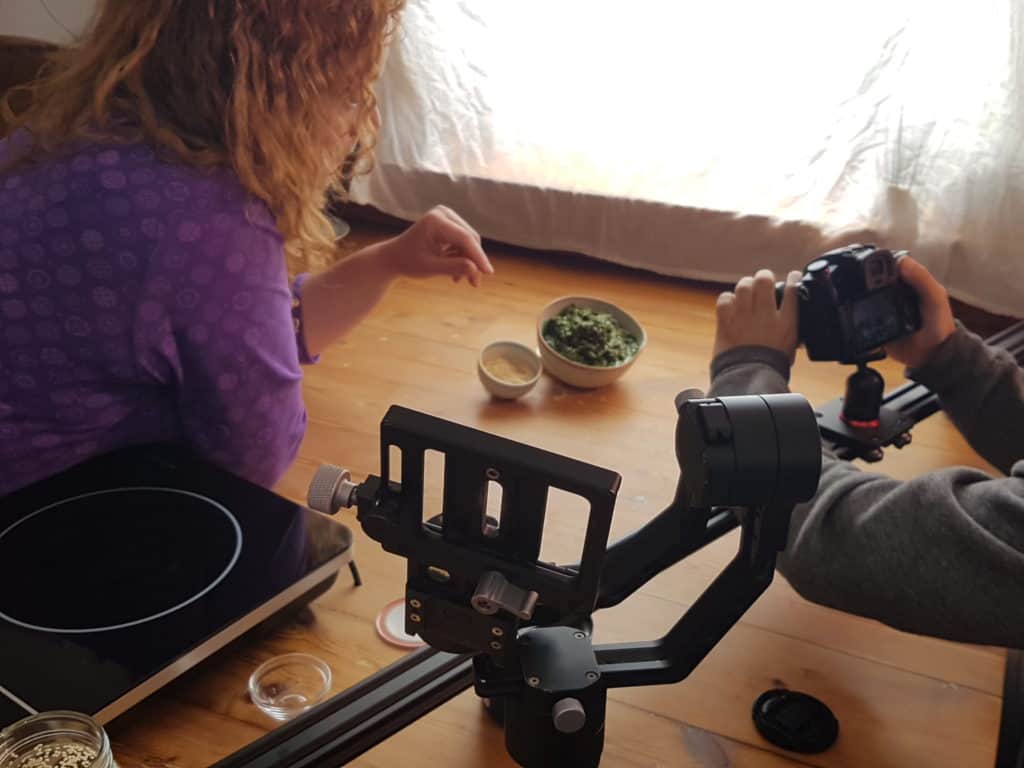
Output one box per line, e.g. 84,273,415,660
527,676,541,687
491,627,505,637
410,599,422,609
574,632,585,639
586,671,599,681
410,613,422,623
490,641,503,651
486,468,500,481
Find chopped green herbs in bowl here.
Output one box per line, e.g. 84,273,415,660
537,297,646,388
542,305,641,367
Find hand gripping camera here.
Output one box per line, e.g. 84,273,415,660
777,244,923,457
778,244,921,365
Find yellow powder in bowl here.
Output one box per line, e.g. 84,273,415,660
484,354,536,384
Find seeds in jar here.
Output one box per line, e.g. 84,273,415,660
13,742,98,768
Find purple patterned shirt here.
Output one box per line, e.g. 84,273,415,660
0,133,311,495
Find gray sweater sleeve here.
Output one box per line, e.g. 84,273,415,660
908,324,1024,475
708,332,1024,647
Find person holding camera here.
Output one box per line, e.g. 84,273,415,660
709,255,1024,647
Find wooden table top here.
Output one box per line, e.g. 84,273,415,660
106,230,1006,767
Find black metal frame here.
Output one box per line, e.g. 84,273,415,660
215,320,1024,768
367,404,621,650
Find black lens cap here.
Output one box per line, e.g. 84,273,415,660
752,688,839,754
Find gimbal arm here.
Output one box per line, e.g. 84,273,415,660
592,501,737,611
594,503,783,688
584,393,822,690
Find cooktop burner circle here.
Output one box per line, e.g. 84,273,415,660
0,487,242,634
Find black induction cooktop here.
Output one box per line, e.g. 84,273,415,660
0,444,353,727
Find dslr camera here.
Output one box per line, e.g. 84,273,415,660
779,244,922,363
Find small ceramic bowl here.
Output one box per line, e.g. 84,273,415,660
249,653,332,721
537,296,646,389
478,341,543,400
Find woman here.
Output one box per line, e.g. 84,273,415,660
0,1,492,496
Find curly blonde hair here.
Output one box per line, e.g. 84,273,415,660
2,0,404,273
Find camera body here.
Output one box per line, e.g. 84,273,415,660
786,244,921,363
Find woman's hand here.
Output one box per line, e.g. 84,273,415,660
884,256,956,369
714,269,802,360
301,206,493,357
379,206,494,286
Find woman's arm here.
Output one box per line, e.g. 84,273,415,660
300,206,494,358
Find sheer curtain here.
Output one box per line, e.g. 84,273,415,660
353,1,1024,317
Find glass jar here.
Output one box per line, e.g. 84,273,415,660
0,711,117,768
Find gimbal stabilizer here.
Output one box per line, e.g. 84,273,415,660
219,391,823,767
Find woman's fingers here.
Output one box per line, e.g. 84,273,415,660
434,205,482,245
432,255,480,286
431,214,494,275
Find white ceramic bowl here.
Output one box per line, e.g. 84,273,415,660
537,296,646,389
477,341,543,399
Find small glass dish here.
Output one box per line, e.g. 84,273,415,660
248,653,332,721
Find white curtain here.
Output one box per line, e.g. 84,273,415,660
353,1,1024,317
